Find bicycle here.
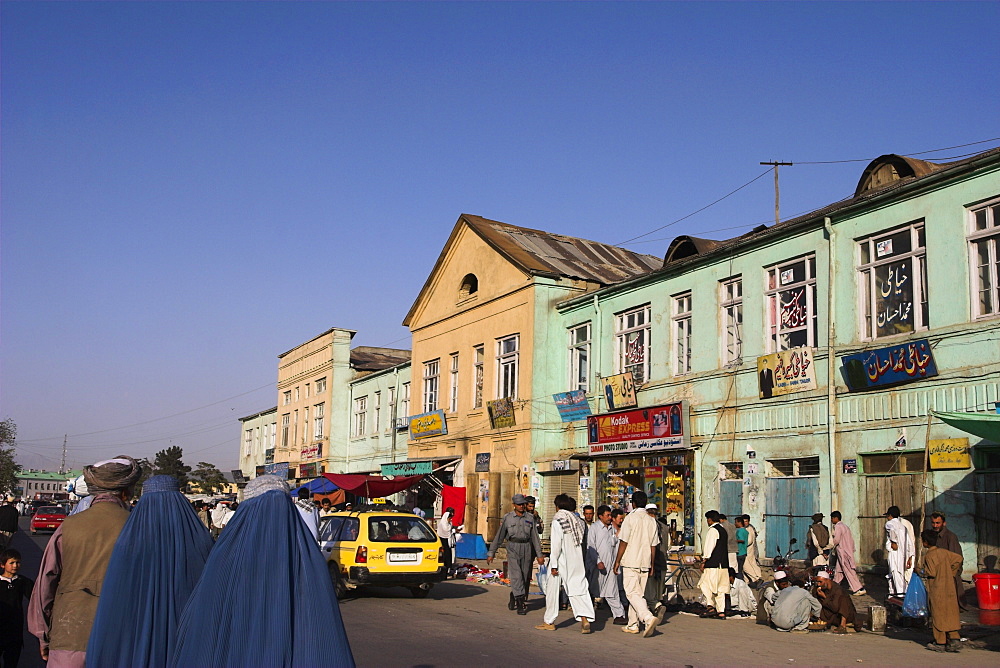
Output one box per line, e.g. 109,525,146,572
662,553,702,603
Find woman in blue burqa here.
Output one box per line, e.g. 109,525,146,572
86,475,214,668
169,474,355,668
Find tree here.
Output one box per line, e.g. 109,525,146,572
153,446,191,487
0,419,20,498
133,457,154,496
191,462,227,496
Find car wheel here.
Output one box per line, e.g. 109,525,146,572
410,586,431,599
329,563,347,600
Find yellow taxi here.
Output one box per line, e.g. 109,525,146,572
318,508,445,599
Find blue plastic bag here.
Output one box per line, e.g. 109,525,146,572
902,574,928,618
536,561,549,595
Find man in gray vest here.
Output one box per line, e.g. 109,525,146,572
487,493,544,615
29,456,141,667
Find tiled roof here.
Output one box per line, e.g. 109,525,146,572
350,346,411,372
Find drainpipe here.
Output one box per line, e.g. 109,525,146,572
593,294,603,410
824,216,839,510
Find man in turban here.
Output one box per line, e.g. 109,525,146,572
29,456,141,668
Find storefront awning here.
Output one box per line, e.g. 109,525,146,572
290,476,339,495
322,473,425,498
934,411,1000,443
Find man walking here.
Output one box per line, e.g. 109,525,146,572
612,491,664,637
535,495,595,633
590,505,626,625
0,498,18,550
921,529,963,653
699,510,729,619
487,494,544,615
643,504,670,615
29,456,141,667
740,514,763,583
929,511,965,608
829,511,865,595
884,505,914,597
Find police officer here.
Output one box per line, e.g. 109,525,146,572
487,493,544,615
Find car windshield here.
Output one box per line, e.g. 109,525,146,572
367,516,436,542
37,506,65,515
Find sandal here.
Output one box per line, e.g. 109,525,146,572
698,607,719,618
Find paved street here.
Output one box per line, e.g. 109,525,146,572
10,519,1000,667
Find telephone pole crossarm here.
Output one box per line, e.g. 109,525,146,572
760,161,793,225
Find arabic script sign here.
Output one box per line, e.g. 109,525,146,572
408,410,448,439
553,390,592,422
487,398,516,429
756,347,817,399
602,373,637,410
841,339,938,391
381,461,433,476
929,438,971,470
587,403,688,456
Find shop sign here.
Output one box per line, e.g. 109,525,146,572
370,497,387,504
553,390,592,422
300,442,323,460
842,459,857,474
602,373,637,410
409,410,448,439
475,452,491,473
299,462,318,478
255,465,266,477
757,347,817,399
264,448,275,464
551,460,572,471
929,438,971,470
587,402,688,456
231,469,247,484
264,462,289,478
381,461,433,476
487,398,516,429
841,339,937,391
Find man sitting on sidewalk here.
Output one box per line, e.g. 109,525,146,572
812,570,856,633
766,577,820,632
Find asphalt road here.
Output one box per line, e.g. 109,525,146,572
10,519,999,667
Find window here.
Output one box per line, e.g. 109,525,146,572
496,334,519,399
766,456,820,477
672,292,692,375
422,360,440,413
401,382,410,418
293,410,299,445
459,273,479,299
766,255,818,351
568,323,591,392
720,461,744,480
281,414,290,448
353,396,368,437
269,422,276,449
315,377,327,394
858,222,927,340
313,403,325,439
449,353,459,413
473,345,484,408
615,305,651,384
720,277,743,365
283,391,291,405
387,386,396,431
244,429,252,456
305,383,310,398
373,392,381,431
294,387,300,402
368,516,436,542
861,451,925,475
303,407,308,444
969,198,1000,318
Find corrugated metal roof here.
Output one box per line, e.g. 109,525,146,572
350,347,411,372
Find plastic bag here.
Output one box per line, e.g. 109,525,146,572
536,560,549,595
902,574,928,618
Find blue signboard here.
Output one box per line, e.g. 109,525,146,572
264,462,290,478
553,390,592,422
841,339,938,391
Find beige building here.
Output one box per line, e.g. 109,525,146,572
402,215,659,536
276,327,410,485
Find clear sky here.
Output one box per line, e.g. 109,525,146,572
2,1,997,472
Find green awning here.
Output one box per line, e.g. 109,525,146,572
933,411,1000,443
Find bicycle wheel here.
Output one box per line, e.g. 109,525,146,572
678,566,701,591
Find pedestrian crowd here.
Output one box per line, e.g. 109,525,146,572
0,455,354,668
484,490,969,653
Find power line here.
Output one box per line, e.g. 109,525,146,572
792,137,1000,165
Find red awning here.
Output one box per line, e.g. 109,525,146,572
322,473,425,498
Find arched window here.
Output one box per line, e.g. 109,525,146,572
459,273,479,299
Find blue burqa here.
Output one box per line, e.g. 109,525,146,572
169,475,355,668
87,475,214,668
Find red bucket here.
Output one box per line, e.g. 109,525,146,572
972,573,1000,611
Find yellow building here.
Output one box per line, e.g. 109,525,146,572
403,215,659,536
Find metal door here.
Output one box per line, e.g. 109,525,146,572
764,477,819,561
720,480,743,518
975,472,1000,571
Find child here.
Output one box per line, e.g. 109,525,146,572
0,548,33,667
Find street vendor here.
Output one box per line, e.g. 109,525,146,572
487,494,544,615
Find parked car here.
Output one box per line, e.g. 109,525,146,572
318,509,445,599
30,506,68,534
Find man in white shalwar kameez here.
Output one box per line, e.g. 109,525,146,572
590,505,626,624
884,505,915,597
535,494,596,633
729,568,756,616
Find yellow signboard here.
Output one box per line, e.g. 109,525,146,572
929,438,971,470
602,372,637,410
757,347,817,399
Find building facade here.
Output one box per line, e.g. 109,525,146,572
237,406,277,480
347,360,411,474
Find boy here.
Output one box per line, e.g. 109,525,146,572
0,549,33,667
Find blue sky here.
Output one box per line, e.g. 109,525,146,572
2,2,997,471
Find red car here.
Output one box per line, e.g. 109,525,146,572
30,506,67,534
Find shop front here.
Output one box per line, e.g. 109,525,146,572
587,402,695,545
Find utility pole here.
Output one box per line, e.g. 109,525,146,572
760,161,793,225
60,435,67,474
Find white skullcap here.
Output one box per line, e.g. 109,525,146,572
815,570,830,579
773,570,788,580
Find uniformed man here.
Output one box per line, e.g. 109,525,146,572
487,493,544,615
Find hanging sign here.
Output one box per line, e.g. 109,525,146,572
409,410,448,439
841,339,938,391
587,402,688,455
381,461,433,476
475,452,491,473
487,398,516,429
602,373,637,410
757,347,817,399
929,438,971,470
553,390,592,422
